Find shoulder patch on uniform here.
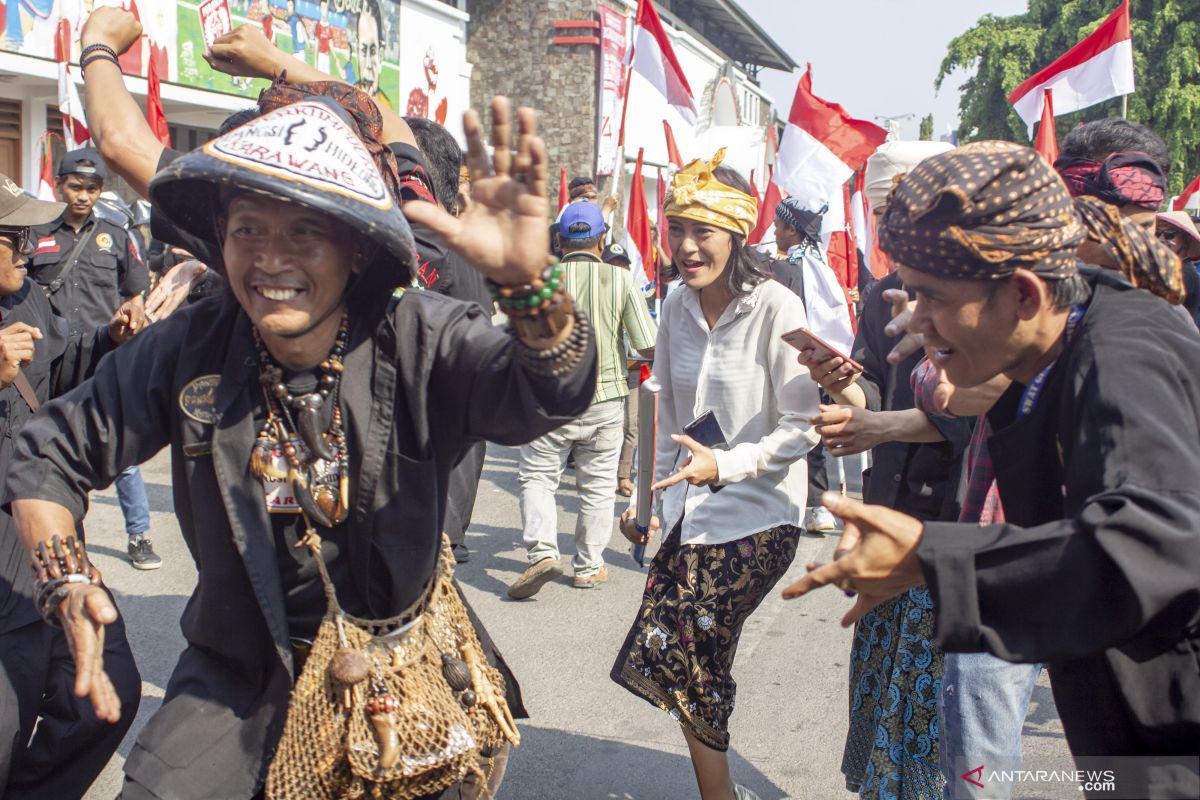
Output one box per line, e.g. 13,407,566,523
179,374,221,423
94,232,113,252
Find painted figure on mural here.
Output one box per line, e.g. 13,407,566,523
286,0,305,56
355,0,387,107
314,0,332,75
406,46,448,125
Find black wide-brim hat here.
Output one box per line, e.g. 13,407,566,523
148,97,417,276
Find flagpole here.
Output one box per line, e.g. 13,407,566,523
1121,94,1128,119
617,0,641,148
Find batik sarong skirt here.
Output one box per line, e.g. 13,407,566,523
610,521,800,751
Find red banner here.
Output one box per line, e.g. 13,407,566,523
596,5,627,177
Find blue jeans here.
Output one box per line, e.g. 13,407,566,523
114,466,150,537
939,652,1041,799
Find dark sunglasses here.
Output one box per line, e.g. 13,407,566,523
0,227,33,256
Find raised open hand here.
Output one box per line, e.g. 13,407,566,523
402,97,550,286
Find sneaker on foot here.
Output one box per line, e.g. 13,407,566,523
506,557,563,599
128,537,163,570
572,565,609,589
804,506,838,533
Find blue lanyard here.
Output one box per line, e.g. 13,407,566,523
1016,304,1084,422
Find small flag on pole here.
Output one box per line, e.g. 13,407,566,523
1033,88,1058,164
624,148,656,288
619,0,696,146
54,18,90,150
558,168,570,213
147,42,172,148
749,168,781,247
1173,175,1200,213
663,119,683,167
1008,0,1134,136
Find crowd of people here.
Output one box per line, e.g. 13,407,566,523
0,5,1196,800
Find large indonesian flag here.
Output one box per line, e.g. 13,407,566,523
1008,0,1134,136
774,65,887,200
1174,175,1200,213
628,0,696,125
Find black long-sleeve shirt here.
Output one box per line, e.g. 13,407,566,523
919,270,1200,769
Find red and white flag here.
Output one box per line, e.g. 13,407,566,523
774,65,887,201
1033,88,1058,164
623,148,656,289
622,0,696,143
147,42,171,148
749,167,781,247
54,18,89,150
663,119,683,168
656,166,670,264
1008,0,1134,136
1173,175,1200,213
36,133,57,202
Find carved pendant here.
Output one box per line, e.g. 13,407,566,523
249,436,287,480
290,468,333,528
313,484,348,526
295,395,337,461
366,694,401,770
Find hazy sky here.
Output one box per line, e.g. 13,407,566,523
734,0,1028,141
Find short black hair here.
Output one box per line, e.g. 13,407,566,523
404,117,463,213
569,176,595,191
1060,119,1171,176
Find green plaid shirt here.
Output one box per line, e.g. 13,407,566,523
561,252,657,403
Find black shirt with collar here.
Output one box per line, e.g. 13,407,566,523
28,212,148,334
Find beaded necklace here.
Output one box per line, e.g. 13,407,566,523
249,313,351,527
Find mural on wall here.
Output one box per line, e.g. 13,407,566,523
0,0,403,108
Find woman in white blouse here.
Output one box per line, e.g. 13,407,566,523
610,151,820,800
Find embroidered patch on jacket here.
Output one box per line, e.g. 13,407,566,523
179,375,220,424
203,100,392,210
94,232,113,252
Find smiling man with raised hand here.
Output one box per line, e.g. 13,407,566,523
2,92,596,799
783,142,1200,798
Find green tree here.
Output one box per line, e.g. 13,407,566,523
937,0,1200,195
919,114,934,141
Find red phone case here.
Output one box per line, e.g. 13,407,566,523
782,328,864,373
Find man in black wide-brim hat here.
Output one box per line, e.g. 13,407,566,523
3,90,596,798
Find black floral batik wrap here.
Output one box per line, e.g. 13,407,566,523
610,522,800,751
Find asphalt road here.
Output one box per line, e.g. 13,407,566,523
80,447,1074,799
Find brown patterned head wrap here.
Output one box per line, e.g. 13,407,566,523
878,141,1085,280
1074,195,1185,304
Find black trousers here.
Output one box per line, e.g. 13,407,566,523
806,443,829,507
444,441,486,547
0,610,141,799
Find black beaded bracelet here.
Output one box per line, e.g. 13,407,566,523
514,310,591,377
81,52,121,70
80,42,119,62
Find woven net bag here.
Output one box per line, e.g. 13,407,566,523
266,538,517,800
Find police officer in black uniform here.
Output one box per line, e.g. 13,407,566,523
27,149,161,570
0,172,142,800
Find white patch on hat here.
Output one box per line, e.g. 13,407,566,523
3,178,20,197
204,101,392,210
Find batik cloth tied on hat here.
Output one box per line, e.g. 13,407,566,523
878,141,1084,280
774,197,826,249
1074,195,1185,304
1054,150,1166,211
664,148,758,238
257,79,437,207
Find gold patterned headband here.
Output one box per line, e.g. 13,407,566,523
664,148,758,238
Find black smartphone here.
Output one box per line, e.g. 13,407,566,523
682,410,727,493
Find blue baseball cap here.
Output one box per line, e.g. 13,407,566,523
558,201,607,240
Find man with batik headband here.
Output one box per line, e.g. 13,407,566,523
784,141,1200,798
613,150,818,800
1054,118,1171,231
3,93,597,799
